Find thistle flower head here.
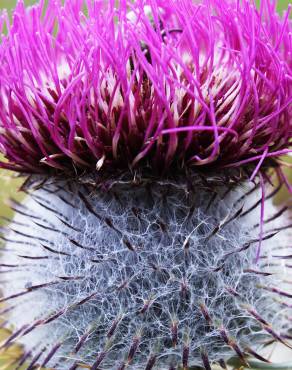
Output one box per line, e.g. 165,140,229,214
0,1,292,369
0,0,291,180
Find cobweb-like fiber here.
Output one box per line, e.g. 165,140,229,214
1,180,291,369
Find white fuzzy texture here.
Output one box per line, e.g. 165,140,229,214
1,181,291,369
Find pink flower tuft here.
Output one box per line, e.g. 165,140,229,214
0,0,291,179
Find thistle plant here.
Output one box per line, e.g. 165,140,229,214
0,0,291,369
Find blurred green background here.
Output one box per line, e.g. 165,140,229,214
0,0,291,10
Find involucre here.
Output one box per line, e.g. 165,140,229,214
0,0,291,369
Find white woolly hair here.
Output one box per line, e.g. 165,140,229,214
1,179,291,369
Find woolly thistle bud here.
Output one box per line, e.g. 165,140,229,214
2,179,292,369
0,0,291,369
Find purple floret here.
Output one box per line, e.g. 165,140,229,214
0,0,291,180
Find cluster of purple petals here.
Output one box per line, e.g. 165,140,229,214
0,0,291,178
